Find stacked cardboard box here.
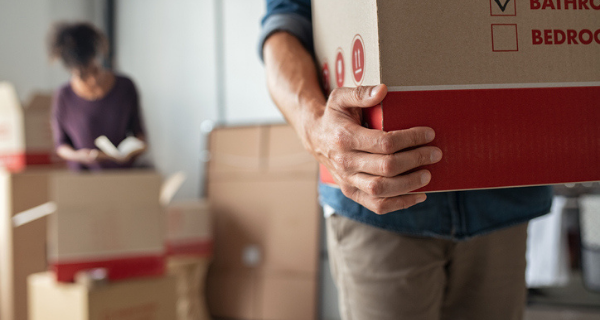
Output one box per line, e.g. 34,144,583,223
0,82,58,171
206,125,320,320
0,169,52,320
166,200,212,257
28,272,176,320
48,170,166,282
313,0,600,192
165,200,213,320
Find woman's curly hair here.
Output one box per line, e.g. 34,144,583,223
48,22,107,70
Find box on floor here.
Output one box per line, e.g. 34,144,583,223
28,272,176,320
0,169,52,320
48,170,165,283
313,0,600,192
206,125,320,320
167,256,211,320
0,82,59,171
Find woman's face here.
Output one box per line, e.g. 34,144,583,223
71,60,105,89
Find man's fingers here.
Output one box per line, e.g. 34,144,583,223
337,124,435,154
348,169,432,198
334,147,442,177
349,189,427,215
329,84,387,109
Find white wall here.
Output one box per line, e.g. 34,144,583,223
116,0,219,199
115,0,284,199
222,0,284,124
0,0,103,101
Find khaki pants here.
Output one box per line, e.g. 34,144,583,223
326,214,529,320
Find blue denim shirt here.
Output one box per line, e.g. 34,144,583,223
260,0,553,240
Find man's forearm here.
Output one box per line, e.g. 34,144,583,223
263,32,325,150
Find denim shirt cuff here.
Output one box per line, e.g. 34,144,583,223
258,13,314,62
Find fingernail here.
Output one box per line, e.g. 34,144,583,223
370,85,381,97
426,130,435,141
421,171,431,185
416,194,427,203
430,149,442,162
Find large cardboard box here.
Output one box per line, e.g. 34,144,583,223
206,125,320,320
313,1,600,192
28,272,177,320
166,200,213,257
0,82,57,171
48,171,165,282
0,169,51,320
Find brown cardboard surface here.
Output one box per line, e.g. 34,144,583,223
0,169,52,320
167,256,211,320
208,125,264,177
266,125,318,175
208,178,319,274
48,170,165,282
206,269,259,320
22,94,54,154
207,269,318,320
312,0,380,87
261,273,318,320
28,272,177,320
166,200,213,256
206,125,320,320
0,83,25,170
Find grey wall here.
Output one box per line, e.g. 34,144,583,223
0,0,104,100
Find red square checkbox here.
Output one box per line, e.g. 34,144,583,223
492,24,519,52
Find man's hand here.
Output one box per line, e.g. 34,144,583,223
264,32,441,214
306,84,442,214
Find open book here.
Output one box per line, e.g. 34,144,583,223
94,135,145,161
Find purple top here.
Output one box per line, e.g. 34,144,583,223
51,75,145,171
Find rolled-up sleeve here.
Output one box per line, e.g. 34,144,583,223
258,0,313,61
51,90,73,149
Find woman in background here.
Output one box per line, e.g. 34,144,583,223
49,22,146,171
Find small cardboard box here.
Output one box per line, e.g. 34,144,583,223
167,256,211,320
0,83,26,171
48,171,165,282
166,200,213,257
28,272,177,320
313,1,600,192
206,125,320,320
0,82,58,171
22,94,57,165
0,169,52,320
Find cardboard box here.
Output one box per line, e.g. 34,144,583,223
167,256,211,320
313,1,600,192
0,83,26,171
22,94,57,165
166,200,213,257
207,270,317,320
0,82,57,171
28,272,177,320
0,169,51,320
48,170,165,282
206,125,320,320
